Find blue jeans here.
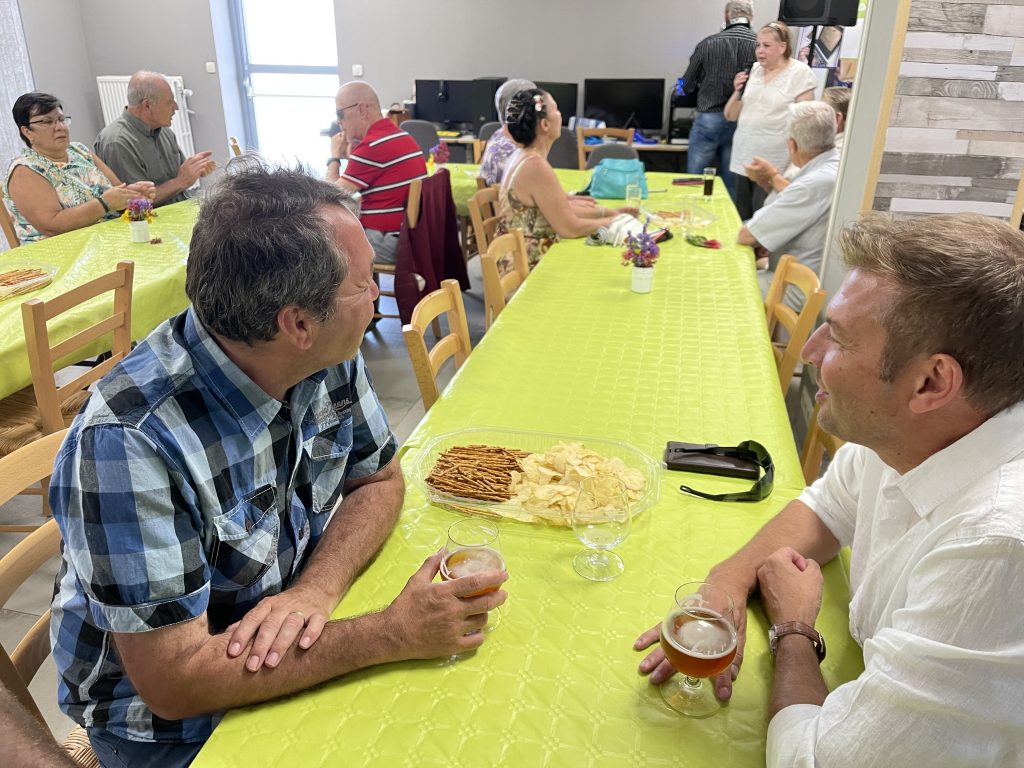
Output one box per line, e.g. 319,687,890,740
88,727,204,768
686,111,738,200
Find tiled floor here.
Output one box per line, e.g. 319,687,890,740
0,268,491,741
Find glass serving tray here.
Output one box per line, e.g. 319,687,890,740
0,267,54,300
407,426,662,525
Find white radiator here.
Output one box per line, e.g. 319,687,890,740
96,75,196,158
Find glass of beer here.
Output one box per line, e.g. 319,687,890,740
658,581,738,717
570,476,631,581
441,519,505,631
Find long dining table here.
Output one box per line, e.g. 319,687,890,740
0,201,196,400
194,172,863,767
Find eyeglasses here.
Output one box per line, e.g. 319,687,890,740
678,440,774,503
335,103,362,120
28,115,71,129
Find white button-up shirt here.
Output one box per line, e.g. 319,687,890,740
768,402,1024,767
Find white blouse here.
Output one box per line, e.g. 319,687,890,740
729,59,817,177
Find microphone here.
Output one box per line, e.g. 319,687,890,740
437,80,448,102
737,65,753,100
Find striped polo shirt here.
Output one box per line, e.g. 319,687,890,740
342,118,427,233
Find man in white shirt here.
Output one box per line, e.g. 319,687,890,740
736,101,840,297
635,212,1024,766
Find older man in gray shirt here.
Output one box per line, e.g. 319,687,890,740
94,71,214,206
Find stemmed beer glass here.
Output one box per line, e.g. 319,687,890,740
570,476,631,581
658,581,738,717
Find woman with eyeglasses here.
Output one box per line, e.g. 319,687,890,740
3,91,155,243
723,21,816,221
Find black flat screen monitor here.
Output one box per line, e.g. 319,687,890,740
534,81,578,126
414,79,497,132
582,78,666,134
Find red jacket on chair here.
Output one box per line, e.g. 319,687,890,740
394,168,470,324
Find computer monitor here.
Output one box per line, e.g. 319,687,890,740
582,78,666,135
414,79,499,133
534,81,578,126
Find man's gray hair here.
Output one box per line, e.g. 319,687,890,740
725,1,753,19
127,71,169,107
186,160,360,345
788,101,836,154
496,78,537,123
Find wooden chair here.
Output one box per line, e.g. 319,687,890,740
1,201,19,249
228,136,242,157
763,255,826,392
402,279,472,411
800,401,845,484
576,127,634,171
480,230,529,329
467,185,501,256
0,429,99,767
0,261,133,530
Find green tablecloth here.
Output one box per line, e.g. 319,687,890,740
196,179,863,767
0,202,196,400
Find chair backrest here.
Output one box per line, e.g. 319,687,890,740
576,127,634,170
0,429,68,725
584,143,640,170
402,279,472,411
228,136,242,157
800,401,845,484
480,230,530,330
1,200,19,249
764,255,826,391
23,261,134,435
478,121,501,143
402,120,440,158
467,186,501,255
548,127,579,170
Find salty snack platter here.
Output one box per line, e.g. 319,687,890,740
411,426,662,525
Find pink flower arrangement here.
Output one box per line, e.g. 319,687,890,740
430,142,450,165
622,219,660,269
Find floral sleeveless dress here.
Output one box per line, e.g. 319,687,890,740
3,142,115,243
497,154,559,271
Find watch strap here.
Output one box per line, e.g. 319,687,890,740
95,194,111,214
326,157,342,167
771,621,826,663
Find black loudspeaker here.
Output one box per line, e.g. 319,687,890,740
778,0,858,26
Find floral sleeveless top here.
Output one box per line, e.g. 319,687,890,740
497,153,559,270
3,142,114,243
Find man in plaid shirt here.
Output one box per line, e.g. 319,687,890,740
49,163,507,766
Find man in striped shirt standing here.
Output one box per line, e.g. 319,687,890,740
327,81,427,265
682,1,757,199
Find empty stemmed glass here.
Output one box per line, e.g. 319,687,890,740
658,581,738,718
570,476,631,581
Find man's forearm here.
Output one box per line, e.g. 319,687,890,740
710,501,840,594
296,461,404,608
0,685,74,767
153,177,189,204
768,634,828,719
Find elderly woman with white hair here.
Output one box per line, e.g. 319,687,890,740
737,100,840,296
478,78,537,186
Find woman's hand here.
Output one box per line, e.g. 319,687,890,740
125,181,156,201
101,184,137,212
616,206,640,217
733,70,750,92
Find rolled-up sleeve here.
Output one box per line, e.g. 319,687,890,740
51,424,210,633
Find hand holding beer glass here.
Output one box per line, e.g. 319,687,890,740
658,581,738,717
441,519,506,632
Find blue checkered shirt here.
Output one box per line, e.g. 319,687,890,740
50,308,397,743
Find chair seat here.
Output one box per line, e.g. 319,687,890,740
0,386,89,458
63,724,101,768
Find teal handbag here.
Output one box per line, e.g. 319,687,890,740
587,158,648,200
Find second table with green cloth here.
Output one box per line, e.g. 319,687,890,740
196,174,863,767
0,201,197,400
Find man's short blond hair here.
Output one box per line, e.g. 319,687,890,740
841,212,1024,416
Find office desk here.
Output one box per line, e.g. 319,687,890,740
0,202,196,400
194,182,862,767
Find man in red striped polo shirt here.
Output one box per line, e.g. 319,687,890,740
326,81,427,265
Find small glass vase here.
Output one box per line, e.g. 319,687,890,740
129,220,150,243
631,265,654,293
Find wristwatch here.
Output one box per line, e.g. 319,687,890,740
768,622,826,663
326,157,341,167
